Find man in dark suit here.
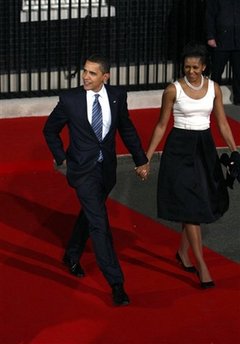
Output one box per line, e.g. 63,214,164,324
43,54,149,306
206,0,240,105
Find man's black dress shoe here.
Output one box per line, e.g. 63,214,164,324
112,284,130,306
176,252,197,273
63,255,85,278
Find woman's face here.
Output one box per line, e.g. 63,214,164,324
183,57,206,83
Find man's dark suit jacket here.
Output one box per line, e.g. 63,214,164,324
206,0,240,51
43,85,148,191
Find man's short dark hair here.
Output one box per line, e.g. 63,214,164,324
85,54,110,74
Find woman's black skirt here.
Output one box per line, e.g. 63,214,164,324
157,127,229,224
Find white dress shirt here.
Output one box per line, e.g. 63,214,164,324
87,86,111,139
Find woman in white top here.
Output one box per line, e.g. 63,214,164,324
137,43,239,288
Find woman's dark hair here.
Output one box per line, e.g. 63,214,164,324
181,42,210,75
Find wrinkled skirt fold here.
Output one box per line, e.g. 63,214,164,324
157,128,229,224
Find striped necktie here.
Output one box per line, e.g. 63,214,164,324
92,94,103,161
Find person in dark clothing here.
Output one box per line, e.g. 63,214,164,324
43,54,148,306
206,0,240,105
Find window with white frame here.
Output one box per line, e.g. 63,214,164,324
21,0,114,22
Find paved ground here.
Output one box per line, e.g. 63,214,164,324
110,105,240,263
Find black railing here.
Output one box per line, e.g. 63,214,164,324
0,0,230,99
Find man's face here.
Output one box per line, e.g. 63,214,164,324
82,60,109,92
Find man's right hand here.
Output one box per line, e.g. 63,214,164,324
54,159,67,176
207,39,217,48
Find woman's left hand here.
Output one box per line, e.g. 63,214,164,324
135,163,150,180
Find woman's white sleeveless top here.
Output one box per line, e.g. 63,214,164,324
173,79,215,130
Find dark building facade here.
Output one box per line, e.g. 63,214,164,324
0,1,207,98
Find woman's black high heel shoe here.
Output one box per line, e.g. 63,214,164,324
176,252,197,273
198,274,215,289
196,271,215,289
200,280,215,289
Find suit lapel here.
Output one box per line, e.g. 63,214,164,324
77,89,88,120
105,86,118,136
76,88,96,135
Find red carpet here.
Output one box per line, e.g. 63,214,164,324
0,109,240,165
0,110,240,344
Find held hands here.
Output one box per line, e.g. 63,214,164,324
135,162,150,181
